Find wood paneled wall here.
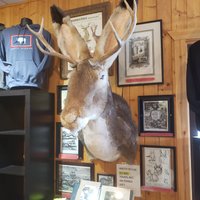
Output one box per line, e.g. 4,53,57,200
1,0,200,199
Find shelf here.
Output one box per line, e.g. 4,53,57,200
0,165,24,176
0,129,25,136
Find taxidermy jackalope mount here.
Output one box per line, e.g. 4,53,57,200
27,0,138,163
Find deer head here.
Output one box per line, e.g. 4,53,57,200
27,0,138,162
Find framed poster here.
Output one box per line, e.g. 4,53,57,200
97,173,116,186
57,85,68,114
60,2,110,79
56,161,94,199
140,145,176,192
56,122,83,160
118,20,163,86
138,95,174,136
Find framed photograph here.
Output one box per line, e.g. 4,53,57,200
70,180,101,200
60,2,110,79
140,145,176,192
138,95,174,136
57,85,68,114
97,173,116,186
56,122,83,160
56,161,95,198
99,185,134,200
118,19,163,86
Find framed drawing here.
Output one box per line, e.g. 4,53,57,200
56,122,83,160
140,145,176,192
118,19,163,86
97,173,116,186
56,161,95,199
57,85,68,114
138,95,174,136
60,2,110,79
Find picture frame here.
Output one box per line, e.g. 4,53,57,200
56,161,95,199
56,122,83,160
138,95,174,137
57,85,68,114
70,180,101,200
140,145,176,192
99,185,134,200
97,173,116,186
60,2,111,79
118,19,163,86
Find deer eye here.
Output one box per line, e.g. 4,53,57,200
100,74,105,80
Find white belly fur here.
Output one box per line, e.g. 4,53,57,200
82,117,120,162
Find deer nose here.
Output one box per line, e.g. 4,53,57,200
61,109,78,128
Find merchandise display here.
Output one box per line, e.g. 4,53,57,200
0,17,52,89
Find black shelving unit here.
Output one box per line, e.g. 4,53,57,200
0,89,54,200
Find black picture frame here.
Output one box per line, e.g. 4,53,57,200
140,145,176,192
60,2,111,79
118,20,163,86
57,85,68,114
56,161,95,199
56,122,83,160
97,173,116,186
138,95,174,136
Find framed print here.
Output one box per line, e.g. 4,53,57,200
60,2,110,79
99,185,134,200
97,173,116,186
118,20,163,86
140,145,176,192
56,122,83,160
138,95,174,136
56,161,94,199
57,85,68,114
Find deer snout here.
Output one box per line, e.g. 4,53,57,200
60,109,78,131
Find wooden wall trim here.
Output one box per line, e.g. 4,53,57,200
168,29,200,41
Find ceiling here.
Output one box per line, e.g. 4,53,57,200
0,0,25,6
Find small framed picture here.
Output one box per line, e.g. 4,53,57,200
70,180,101,200
57,85,68,114
56,161,94,199
118,20,163,86
99,185,134,200
97,173,116,186
138,95,174,136
56,122,83,160
140,145,176,192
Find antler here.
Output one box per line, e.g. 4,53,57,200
27,18,77,64
90,0,137,68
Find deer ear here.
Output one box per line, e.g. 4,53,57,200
51,6,91,63
56,17,91,63
90,0,137,69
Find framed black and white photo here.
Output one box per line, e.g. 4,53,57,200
138,95,174,136
56,161,94,199
57,85,68,114
140,145,176,192
99,185,134,200
60,2,110,79
70,180,101,200
118,20,163,86
56,122,83,160
97,173,116,186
